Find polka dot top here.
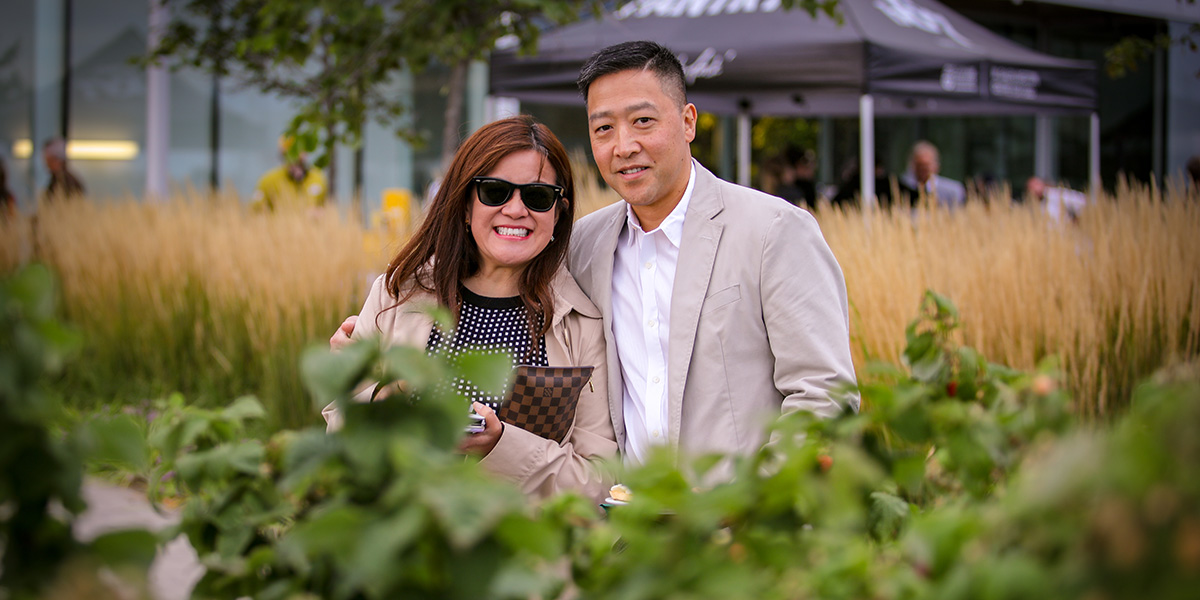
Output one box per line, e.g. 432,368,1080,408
426,286,548,409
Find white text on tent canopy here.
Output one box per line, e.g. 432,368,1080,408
679,48,738,83
940,64,978,94
874,0,972,48
989,66,1040,100
616,0,784,19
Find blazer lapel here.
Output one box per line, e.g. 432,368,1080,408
667,163,724,445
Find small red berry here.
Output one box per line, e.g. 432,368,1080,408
946,381,958,397
817,454,834,472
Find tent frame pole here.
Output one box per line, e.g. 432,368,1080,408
859,94,875,209
737,110,751,187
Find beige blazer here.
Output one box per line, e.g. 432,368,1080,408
322,266,617,503
568,161,858,470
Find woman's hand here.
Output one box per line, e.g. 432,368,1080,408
458,402,502,456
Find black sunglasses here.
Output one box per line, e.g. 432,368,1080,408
471,177,563,212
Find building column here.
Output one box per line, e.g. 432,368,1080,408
32,0,68,197
1034,115,1057,180
1166,21,1200,182
145,0,170,200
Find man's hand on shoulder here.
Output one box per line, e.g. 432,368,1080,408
330,315,357,351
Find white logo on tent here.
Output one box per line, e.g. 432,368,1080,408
678,48,738,83
990,66,1040,100
616,0,785,19
939,64,978,93
874,0,972,48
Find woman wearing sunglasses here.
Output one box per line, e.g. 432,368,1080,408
322,115,616,502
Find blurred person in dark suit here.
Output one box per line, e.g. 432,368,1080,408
41,137,85,203
776,146,819,210
1,157,17,220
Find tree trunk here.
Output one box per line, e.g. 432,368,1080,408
353,130,364,223
324,122,337,198
353,78,365,223
440,58,469,170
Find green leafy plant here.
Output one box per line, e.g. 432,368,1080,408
131,287,1193,600
564,290,1072,600
1,265,156,599
149,337,596,599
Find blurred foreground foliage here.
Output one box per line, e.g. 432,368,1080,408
147,289,1198,599
0,265,157,599
5,265,1199,599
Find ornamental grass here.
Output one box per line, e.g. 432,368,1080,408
2,174,1195,426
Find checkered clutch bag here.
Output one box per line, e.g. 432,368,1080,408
497,365,595,444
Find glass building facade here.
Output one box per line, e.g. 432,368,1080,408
0,0,481,217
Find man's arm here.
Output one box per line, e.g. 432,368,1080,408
760,208,860,419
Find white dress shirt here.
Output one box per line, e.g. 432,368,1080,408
611,164,696,464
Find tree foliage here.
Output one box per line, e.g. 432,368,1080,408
146,0,415,193
1104,0,1199,78
145,0,613,192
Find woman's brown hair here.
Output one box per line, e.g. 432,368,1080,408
382,115,576,343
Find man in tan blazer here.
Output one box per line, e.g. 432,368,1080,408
570,41,859,470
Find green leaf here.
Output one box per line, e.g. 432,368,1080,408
454,351,514,397
301,340,378,407
495,513,562,558
76,414,149,471
88,529,159,568
380,345,446,392
342,506,426,595
420,471,524,550
869,491,911,540
280,504,371,560
222,396,267,423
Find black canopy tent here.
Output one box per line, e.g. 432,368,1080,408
489,0,1099,202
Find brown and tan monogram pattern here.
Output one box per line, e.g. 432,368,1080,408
497,365,594,444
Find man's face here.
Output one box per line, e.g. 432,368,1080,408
586,69,696,223
912,149,937,184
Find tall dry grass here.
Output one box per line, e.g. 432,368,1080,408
6,190,381,429
2,174,1194,427
817,179,1200,417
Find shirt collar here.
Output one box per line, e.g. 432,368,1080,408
622,161,696,248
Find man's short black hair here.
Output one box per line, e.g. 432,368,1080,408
576,40,687,107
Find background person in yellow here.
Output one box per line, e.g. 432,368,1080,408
250,136,328,211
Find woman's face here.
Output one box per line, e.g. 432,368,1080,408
468,149,561,276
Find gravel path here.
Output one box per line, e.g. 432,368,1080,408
74,480,204,600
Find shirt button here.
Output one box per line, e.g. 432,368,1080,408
652,430,661,438
647,320,656,328
652,376,661,384
644,261,653,270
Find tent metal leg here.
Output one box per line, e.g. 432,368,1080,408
737,111,751,187
859,94,875,209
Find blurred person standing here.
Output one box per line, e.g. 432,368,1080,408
251,136,328,211
41,138,85,203
776,146,819,209
1,157,17,220
831,157,909,210
1026,176,1086,223
900,140,965,208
